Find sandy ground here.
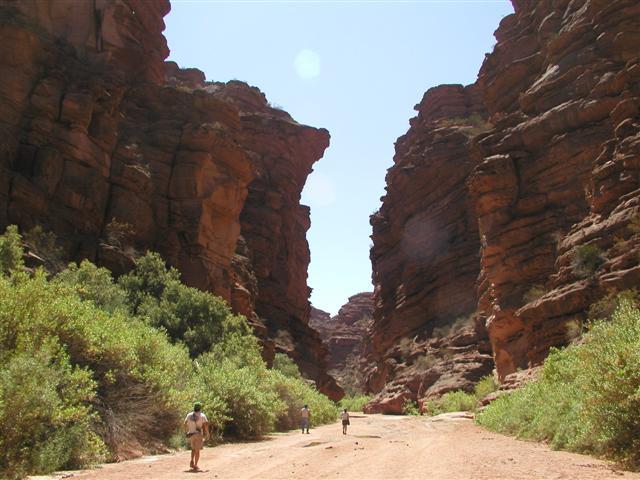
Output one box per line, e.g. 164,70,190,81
30,413,640,480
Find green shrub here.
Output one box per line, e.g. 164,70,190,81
425,391,477,415
118,252,181,312
196,333,336,437
0,271,193,465
477,299,640,468
340,394,372,412
0,225,23,274
0,346,105,479
402,399,420,416
272,352,302,378
271,371,337,431
197,354,284,438
473,375,498,399
0,238,339,477
588,289,639,321
571,244,606,278
23,225,65,272
55,260,129,313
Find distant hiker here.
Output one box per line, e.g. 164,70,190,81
184,402,209,471
340,409,350,435
301,404,311,434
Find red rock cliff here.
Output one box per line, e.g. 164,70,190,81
369,0,640,410
470,0,640,378
0,0,341,399
366,85,494,413
310,293,374,393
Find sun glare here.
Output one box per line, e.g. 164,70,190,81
294,49,321,79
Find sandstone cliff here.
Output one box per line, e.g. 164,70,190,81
0,0,341,399
310,292,374,394
368,0,640,411
366,86,494,413
470,0,640,378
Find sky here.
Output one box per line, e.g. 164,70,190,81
164,0,513,315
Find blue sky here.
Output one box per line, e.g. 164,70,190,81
165,0,513,315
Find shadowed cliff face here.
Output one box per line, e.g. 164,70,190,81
368,0,640,411
0,0,342,400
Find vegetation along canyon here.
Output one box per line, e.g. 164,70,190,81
1,0,640,479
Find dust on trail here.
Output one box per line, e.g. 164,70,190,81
30,413,640,480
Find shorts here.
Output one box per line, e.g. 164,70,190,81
189,432,204,450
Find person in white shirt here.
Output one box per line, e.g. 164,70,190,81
183,402,209,471
300,404,311,434
340,409,350,435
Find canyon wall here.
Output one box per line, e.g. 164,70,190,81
368,0,640,411
0,0,341,399
310,292,373,394
366,86,494,413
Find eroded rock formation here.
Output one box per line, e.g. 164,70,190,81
366,86,494,413
368,0,640,411
310,293,374,393
470,0,640,378
0,0,341,399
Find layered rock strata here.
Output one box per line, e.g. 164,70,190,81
310,292,374,393
368,0,640,411
366,86,494,412
0,0,341,399
470,0,640,377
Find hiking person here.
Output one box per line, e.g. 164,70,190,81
340,408,350,435
300,404,311,434
184,402,209,471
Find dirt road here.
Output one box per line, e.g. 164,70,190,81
32,413,640,480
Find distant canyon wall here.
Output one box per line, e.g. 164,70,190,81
310,292,374,394
0,0,342,399
367,0,640,412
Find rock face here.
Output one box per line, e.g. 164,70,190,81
368,0,640,411
366,86,494,412
310,293,374,393
0,0,341,400
468,0,640,378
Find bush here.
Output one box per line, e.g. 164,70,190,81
0,225,23,274
522,285,547,304
197,354,284,438
272,352,302,378
196,334,336,437
424,391,477,415
477,299,640,468
571,244,606,278
23,225,65,272
118,252,181,312
121,252,247,357
271,371,337,431
0,346,104,479
0,230,338,476
0,271,193,466
55,260,129,313
340,394,372,412
473,375,498,399
403,399,420,416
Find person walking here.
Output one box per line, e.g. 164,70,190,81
184,402,209,471
300,404,311,434
340,409,350,435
